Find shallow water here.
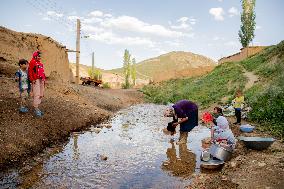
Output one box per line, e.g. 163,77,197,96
0,104,210,189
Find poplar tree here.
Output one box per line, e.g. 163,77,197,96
238,0,256,48
123,49,131,89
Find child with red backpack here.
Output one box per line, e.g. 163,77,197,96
28,50,46,117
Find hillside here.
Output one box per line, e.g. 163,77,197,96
142,41,284,138
0,26,71,82
108,51,216,82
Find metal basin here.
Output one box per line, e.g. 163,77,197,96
238,136,275,150
200,159,224,169
209,144,233,161
240,125,255,133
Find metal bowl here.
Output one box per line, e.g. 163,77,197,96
209,144,233,161
200,159,224,169
238,136,275,150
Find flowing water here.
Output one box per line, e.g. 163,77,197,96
0,104,210,189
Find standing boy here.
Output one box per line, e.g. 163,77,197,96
232,90,245,125
15,59,31,113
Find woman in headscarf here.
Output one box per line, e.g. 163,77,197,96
213,116,236,148
164,100,198,144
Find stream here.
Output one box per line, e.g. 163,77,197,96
0,104,210,189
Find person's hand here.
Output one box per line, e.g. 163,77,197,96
172,122,179,127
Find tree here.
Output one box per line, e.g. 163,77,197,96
238,0,256,48
88,68,102,80
131,58,137,86
123,49,131,89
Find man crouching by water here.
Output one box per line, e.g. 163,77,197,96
164,100,198,144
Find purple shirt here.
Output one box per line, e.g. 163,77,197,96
172,100,198,118
173,100,199,132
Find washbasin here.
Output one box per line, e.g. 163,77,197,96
238,136,275,150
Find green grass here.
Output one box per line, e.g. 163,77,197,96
142,41,284,139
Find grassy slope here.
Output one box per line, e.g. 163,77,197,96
142,41,284,138
142,61,247,107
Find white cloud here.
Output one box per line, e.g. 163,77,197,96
104,14,112,18
81,25,105,33
67,15,81,21
42,17,51,21
89,10,104,17
47,11,64,18
189,18,197,25
170,16,196,30
228,7,239,17
88,31,155,47
82,17,103,24
101,16,185,38
209,7,225,21
164,41,183,47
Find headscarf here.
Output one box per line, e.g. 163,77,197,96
216,116,229,130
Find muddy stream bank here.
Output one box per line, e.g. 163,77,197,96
0,104,211,188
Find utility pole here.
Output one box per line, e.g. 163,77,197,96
92,52,94,79
75,19,81,84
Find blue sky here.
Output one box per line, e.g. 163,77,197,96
0,0,283,69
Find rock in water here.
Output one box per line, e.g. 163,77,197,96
100,155,108,161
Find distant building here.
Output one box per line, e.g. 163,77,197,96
218,46,267,64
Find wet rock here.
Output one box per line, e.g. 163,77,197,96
100,155,108,161
93,128,101,134
104,124,112,129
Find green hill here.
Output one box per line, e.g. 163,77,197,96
108,51,216,82
142,41,284,138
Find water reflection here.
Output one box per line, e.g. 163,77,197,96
0,104,210,189
72,134,80,161
162,142,196,178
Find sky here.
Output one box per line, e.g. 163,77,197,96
0,0,283,69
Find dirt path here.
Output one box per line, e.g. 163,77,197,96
243,71,259,90
0,77,144,170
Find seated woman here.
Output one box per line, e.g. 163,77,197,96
212,116,236,149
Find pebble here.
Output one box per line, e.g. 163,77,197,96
258,162,266,167
230,161,237,168
100,155,108,161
